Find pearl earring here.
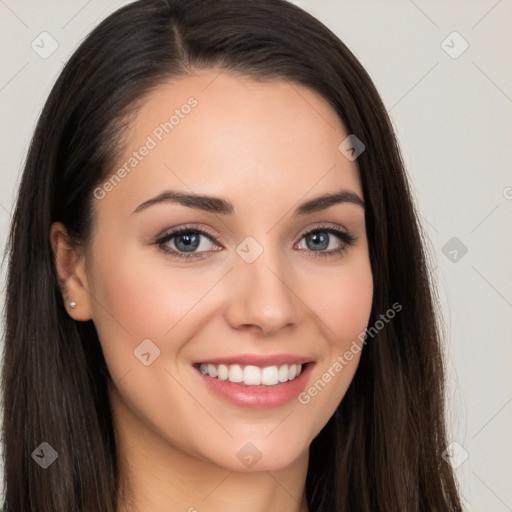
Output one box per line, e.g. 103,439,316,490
69,301,77,309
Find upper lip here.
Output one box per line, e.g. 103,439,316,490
193,354,314,367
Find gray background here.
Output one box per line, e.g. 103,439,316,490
1,0,511,509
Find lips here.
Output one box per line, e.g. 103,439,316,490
192,354,315,409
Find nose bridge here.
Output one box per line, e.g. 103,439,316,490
226,236,298,334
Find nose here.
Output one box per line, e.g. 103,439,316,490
224,248,299,337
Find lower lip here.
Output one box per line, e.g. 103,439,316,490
194,363,314,409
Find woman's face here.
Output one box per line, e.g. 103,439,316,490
68,69,373,472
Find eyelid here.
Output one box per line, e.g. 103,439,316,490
295,222,351,240
155,223,225,247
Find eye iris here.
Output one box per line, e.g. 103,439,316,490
175,232,200,252
306,231,329,251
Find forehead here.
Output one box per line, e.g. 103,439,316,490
99,69,363,218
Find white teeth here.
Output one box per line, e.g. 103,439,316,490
243,365,261,385
261,366,279,385
207,364,218,378
217,364,229,381
278,364,289,383
228,364,243,383
198,362,304,386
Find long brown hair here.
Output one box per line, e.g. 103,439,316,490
1,0,464,510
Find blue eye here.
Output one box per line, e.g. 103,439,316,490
156,226,219,259
155,224,356,260
296,227,356,259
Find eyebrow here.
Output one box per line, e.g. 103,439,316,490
132,188,365,216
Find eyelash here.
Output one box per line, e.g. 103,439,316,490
155,223,356,261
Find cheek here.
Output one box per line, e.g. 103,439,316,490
92,227,223,323
296,255,372,414
87,242,221,378
304,256,374,347
329,275,373,346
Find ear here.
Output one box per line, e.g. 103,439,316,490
50,221,93,321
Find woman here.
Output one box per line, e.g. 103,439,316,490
1,0,465,510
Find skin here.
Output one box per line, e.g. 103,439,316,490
51,68,373,512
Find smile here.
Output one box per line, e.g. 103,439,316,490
197,363,303,386
193,358,315,409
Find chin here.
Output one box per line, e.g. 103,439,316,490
196,432,311,473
